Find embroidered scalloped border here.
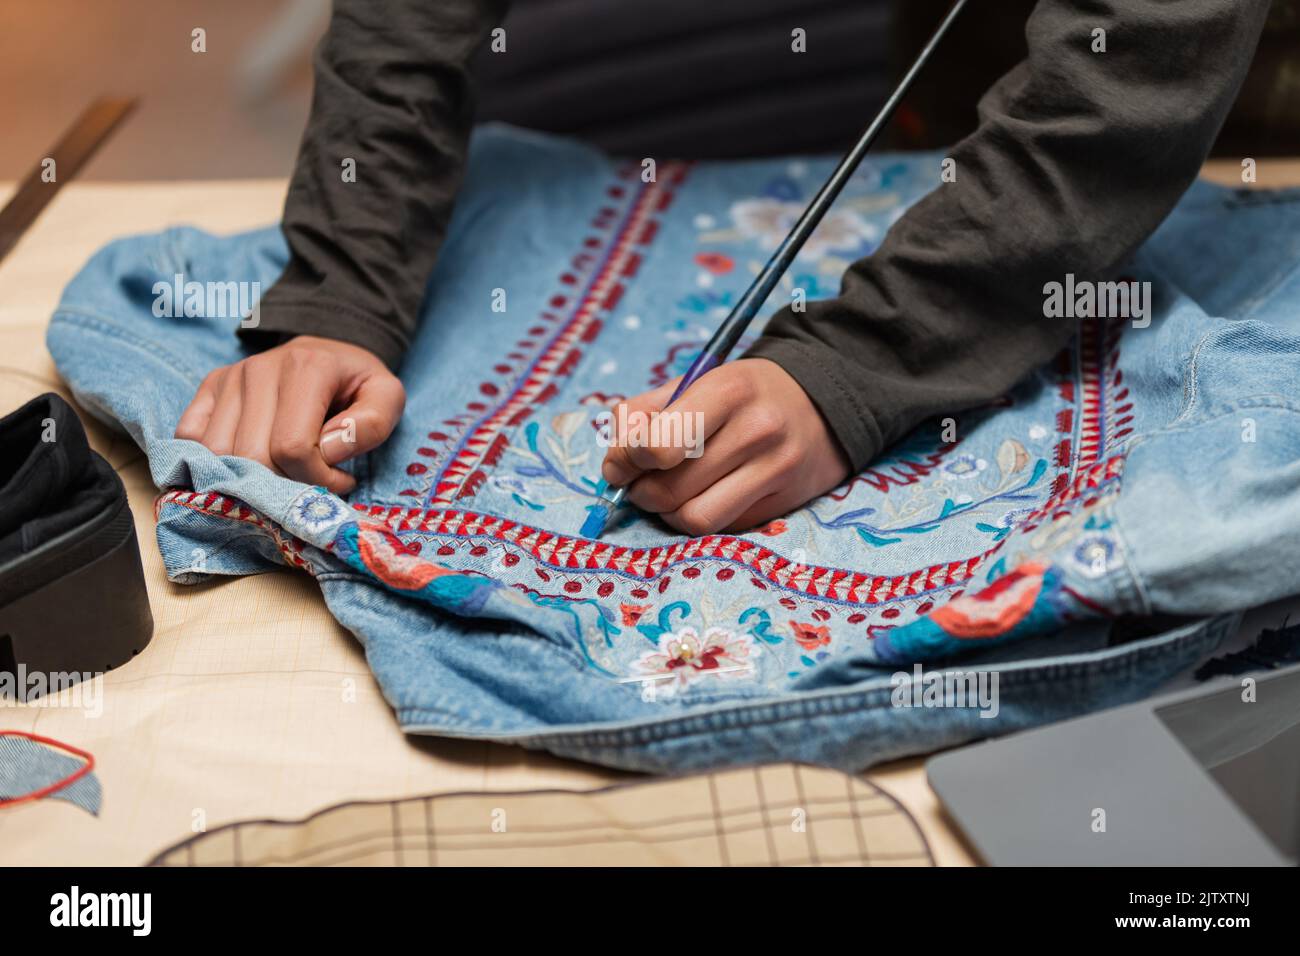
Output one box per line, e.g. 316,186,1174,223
154,489,315,575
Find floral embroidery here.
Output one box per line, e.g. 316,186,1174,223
927,562,1048,639
353,522,458,592
999,508,1034,530
394,164,688,507
811,457,1048,548
1071,534,1117,578
165,299,1131,695
635,601,691,643
489,475,530,497
790,621,831,651
289,490,347,536
630,626,762,697
620,603,652,626
830,435,959,498
500,420,600,509
944,454,988,480
694,252,734,274
155,163,1138,689
730,197,875,259
738,607,783,645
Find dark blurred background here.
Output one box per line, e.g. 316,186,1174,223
474,0,1299,157
887,0,1300,156
3,0,1297,181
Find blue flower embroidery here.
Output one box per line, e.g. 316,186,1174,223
290,490,346,536
944,455,988,479
1072,534,1117,578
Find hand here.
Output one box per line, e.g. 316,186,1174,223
175,335,405,494
600,358,850,536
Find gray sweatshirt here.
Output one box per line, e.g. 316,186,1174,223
244,0,1272,471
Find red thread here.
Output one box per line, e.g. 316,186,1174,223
0,731,95,809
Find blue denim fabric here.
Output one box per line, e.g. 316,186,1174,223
47,126,1300,772
0,735,102,815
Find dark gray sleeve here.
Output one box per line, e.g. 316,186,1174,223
241,0,508,370
745,0,1271,472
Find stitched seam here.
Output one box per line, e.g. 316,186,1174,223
504,618,1232,746
1106,501,1154,616
399,614,1230,744
1158,397,1300,435
1170,323,1300,428
1172,327,1212,426
1107,396,1299,615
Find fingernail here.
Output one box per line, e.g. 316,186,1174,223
319,429,351,465
602,460,630,488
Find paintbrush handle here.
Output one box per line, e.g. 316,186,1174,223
602,0,969,514
667,0,970,407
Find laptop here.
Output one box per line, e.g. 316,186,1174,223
928,663,1299,865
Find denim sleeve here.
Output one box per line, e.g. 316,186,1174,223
241,0,509,370
746,0,1273,472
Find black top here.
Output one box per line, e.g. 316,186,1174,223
243,0,1270,471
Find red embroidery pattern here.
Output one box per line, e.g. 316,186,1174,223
349,502,988,607
648,337,757,390
341,317,1129,607
1076,315,1125,469
929,561,1048,639
828,441,960,500
1052,314,1125,497
155,317,1130,616
156,490,314,574
401,163,690,506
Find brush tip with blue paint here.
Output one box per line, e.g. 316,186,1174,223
582,485,625,539
580,503,612,540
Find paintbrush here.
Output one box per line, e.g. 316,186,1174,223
581,0,969,540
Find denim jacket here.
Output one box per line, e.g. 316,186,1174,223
48,126,1300,772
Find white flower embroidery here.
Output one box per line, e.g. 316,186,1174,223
630,626,761,698
730,199,875,259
